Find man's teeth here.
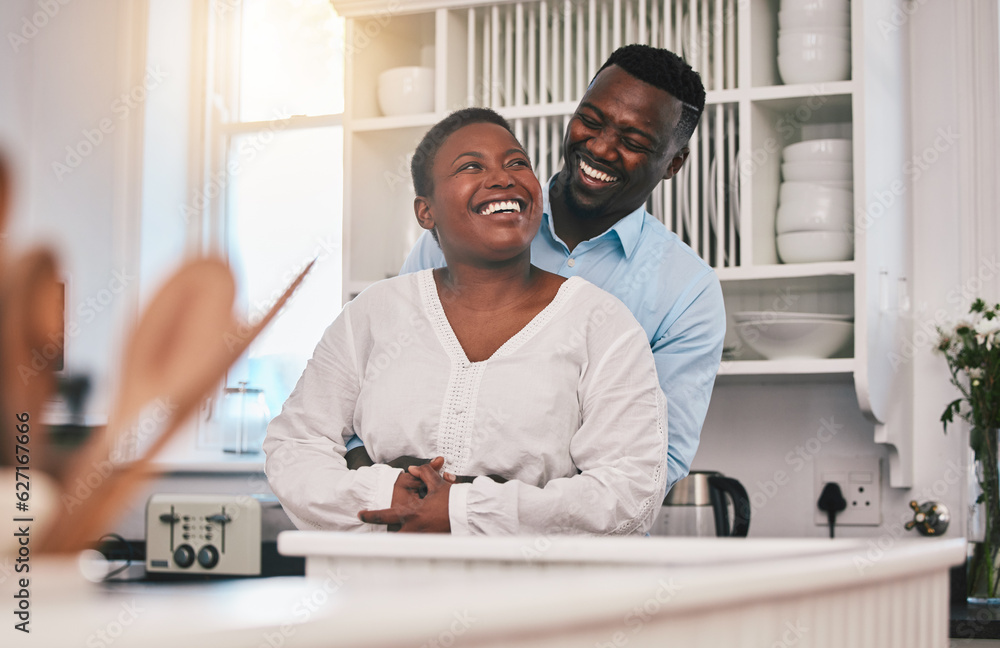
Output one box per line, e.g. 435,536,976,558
580,159,618,183
479,200,522,215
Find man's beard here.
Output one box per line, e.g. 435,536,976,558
551,167,610,221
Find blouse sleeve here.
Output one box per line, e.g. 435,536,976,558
449,319,668,536
263,305,402,532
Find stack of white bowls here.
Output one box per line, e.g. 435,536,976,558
777,0,851,84
777,138,854,263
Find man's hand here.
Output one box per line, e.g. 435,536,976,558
443,473,508,484
386,455,433,471
359,457,452,533
347,452,505,484
346,450,432,472
345,446,374,470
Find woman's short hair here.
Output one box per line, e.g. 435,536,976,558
410,107,515,198
595,44,706,149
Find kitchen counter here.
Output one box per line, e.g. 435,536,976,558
3,536,964,647
952,599,1000,640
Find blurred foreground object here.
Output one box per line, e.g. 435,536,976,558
38,257,313,553
0,149,313,554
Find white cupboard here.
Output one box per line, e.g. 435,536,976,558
330,0,914,485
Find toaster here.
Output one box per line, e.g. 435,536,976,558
145,494,262,576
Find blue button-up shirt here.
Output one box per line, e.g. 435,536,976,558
397,178,726,491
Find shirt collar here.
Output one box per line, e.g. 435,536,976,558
541,176,646,260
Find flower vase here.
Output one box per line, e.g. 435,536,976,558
968,428,1000,601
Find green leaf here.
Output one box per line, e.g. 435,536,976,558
942,399,963,433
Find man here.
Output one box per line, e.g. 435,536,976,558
350,44,725,493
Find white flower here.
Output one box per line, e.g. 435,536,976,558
968,367,985,379
948,319,975,338
975,317,1000,337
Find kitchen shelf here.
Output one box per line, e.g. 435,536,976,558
350,113,444,132
746,80,856,102
147,460,266,474
717,358,854,377
704,89,743,105
333,0,912,486
496,101,578,120
716,261,855,282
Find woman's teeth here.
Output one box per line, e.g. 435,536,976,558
479,200,522,215
580,159,618,183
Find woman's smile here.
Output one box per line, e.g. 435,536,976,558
476,199,526,216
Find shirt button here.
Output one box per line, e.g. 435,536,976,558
567,258,576,268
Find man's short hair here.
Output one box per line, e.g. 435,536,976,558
594,44,706,149
410,107,515,198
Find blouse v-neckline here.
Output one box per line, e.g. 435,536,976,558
419,269,581,365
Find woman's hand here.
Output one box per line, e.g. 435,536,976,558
359,457,452,533
385,467,427,532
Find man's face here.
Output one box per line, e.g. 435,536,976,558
558,65,688,221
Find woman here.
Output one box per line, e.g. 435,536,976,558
264,108,666,535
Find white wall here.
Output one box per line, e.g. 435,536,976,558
0,0,37,247
139,0,194,307
1,0,134,417
1,0,274,538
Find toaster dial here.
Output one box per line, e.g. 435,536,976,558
198,545,220,569
173,544,195,568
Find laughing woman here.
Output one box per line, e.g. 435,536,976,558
264,108,667,535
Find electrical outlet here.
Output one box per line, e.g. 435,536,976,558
814,455,881,526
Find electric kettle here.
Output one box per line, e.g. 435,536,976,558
651,471,751,537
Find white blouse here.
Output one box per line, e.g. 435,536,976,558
264,269,667,535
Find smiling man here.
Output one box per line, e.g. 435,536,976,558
387,44,725,493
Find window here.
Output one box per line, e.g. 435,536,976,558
193,0,346,455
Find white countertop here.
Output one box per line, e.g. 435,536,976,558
4,536,966,648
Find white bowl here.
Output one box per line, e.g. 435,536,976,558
781,0,850,13
733,310,853,323
776,200,852,234
735,319,853,360
778,33,851,54
783,138,853,163
377,66,435,117
782,161,852,182
778,48,851,84
780,26,851,39
778,9,851,29
779,181,852,205
780,183,853,209
812,179,853,190
777,230,854,263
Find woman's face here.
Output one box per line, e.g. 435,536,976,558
415,122,542,266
